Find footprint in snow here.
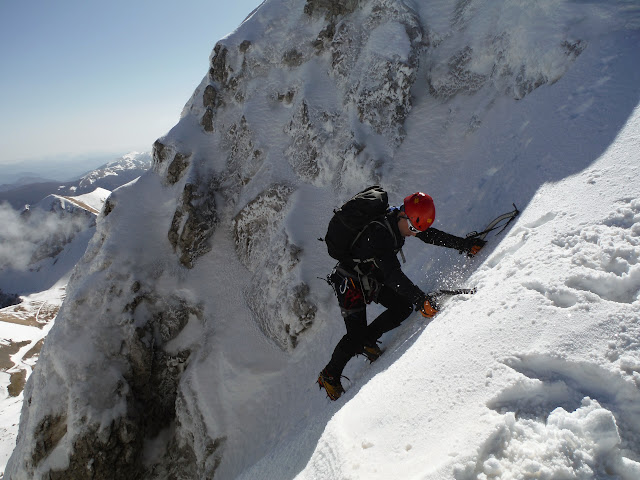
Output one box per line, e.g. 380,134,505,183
453,353,640,479
521,280,580,308
553,198,640,304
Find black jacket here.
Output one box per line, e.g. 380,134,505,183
345,209,467,303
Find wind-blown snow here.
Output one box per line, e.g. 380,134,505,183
3,0,640,479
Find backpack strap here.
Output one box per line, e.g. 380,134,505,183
374,216,406,264
349,216,406,266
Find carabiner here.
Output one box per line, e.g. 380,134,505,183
339,277,349,294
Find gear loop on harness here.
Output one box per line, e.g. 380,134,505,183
329,263,380,307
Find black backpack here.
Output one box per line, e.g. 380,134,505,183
324,185,390,267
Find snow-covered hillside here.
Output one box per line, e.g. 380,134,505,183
4,0,640,479
72,151,152,194
0,151,151,209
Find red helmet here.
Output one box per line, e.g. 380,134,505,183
403,192,435,231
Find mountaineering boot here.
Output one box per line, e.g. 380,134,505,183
362,344,382,362
318,367,345,401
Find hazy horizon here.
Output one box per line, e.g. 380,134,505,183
0,0,263,169
1,151,143,185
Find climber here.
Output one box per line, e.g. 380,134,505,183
318,187,486,400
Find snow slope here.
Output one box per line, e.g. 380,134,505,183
4,0,640,479
246,107,640,480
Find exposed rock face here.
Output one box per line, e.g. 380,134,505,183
31,415,67,469
0,289,20,309
189,0,425,189
153,140,218,269
428,45,486,99
46,418,142,480
328,1,424,141
168,181,218,269
285,102,322,183
233,185,316,349
201,85,221,132
153,140,192,186
427,9,586,102
304,0,360,17
8,271,218,479
102,196,116,217
218,116,264,200
210,43,230,85
199,42,247,131
290,0,425,186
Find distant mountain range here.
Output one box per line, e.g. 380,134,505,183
1,151,131,185
0,151,151,209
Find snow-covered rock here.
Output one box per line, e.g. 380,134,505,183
0,188,112,472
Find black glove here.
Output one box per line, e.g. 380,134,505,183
415,293,440,318
461,236,487,256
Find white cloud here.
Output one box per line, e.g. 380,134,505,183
0,202,90,271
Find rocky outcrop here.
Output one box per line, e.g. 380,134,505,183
201,85,222,132
0,289,20,309
46,418,142,480
8,278,213,479
285,102,322,182
285,0,426,188
209,44,230,85
328,0,424,142
31,414,68,471
304,0,360,18
153,140,192,186
102,196,115,217
428,45,486,99
152,140,216,269
217,116,264,201
199,42,248,131
233,185,316,349
168,181,218,269
427,21,586,101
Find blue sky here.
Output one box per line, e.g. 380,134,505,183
0,0,262,168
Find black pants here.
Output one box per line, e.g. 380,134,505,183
325,272,414,377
